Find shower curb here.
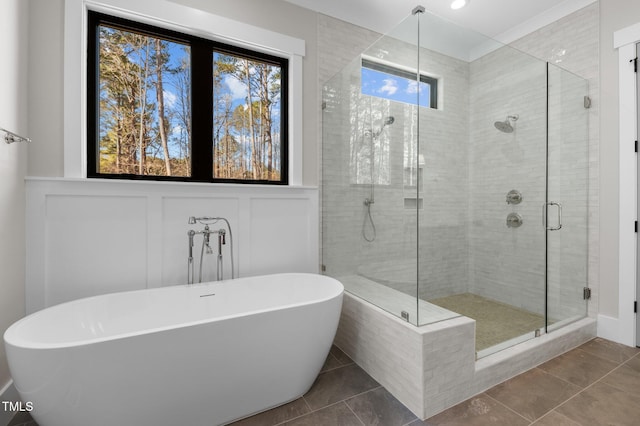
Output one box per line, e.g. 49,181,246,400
334,292,596,420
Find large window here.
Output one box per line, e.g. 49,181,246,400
87,11,288,184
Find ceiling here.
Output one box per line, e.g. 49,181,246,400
283,0,596,44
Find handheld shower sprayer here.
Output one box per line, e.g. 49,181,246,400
187,230,196,285
365,116,395,139
361,116,394,243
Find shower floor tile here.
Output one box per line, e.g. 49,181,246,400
428,293,545,352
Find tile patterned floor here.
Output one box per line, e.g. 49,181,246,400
428,293,545,352
7,338,640,426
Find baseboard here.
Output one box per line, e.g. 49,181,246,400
0,380,19,426
597,314,635,347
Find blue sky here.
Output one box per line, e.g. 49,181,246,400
361,67,432,108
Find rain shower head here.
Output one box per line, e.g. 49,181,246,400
494,120,514,133
494,115,519,133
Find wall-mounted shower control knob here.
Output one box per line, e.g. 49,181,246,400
506,213,523,228
506,190,523,205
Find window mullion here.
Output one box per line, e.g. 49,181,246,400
191,41,213,181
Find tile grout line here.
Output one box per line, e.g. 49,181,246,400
271,400,348,426
534,354,633,419
535,346,626,389
535,340,640,421
530,409,583,426
343,401,366,426
576,344,640,365
301,395,313,413
532,365,591,389
482,391,536,424
273,384,383,426
343,385,384,405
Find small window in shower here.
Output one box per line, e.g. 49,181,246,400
361,59,438,109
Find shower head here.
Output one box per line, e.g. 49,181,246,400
494,120,513,133
494,115,519,133
366,116,395,139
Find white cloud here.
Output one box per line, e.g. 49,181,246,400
163,90,177,108
224,75,247,101
171,124,184,137
406,80,423,94
378,78,398,96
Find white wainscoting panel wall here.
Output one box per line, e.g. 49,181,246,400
26,178,319,314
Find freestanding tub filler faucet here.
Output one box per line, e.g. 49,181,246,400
187,216,235,284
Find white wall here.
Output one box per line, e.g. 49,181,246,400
600,0,640,320
0,0,28,400
28,0,64,177
26,179,319,313
597,0,640,346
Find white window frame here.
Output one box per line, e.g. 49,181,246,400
64,0,305,185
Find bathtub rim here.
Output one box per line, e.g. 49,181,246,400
4,272,344,350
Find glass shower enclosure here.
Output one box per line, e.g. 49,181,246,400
321,7,589,357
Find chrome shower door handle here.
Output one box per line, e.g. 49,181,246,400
545,202,563,231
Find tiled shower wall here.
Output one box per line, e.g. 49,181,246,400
468,3,598,318
319,3,599,319
321,15,470,301
509,3,599,319
467,47,548,315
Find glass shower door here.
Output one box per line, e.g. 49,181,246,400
469,49,549,357
545,64,589,330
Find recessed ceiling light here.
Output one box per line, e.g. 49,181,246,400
451,0,469,10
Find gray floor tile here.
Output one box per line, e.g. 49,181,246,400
538,347,619,388
346,387,418,426
229,398,310,426
600,354,640,397
555,381,640,426
531,410,582,426
283,402,362,426
330,345,354,366
303,363,380,411
6,412,37,426
320,345,354,373
423,393,529,426
577,337,640,364
486,367,582,421
321,351,344,372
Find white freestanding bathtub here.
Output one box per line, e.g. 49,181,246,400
4,273,344,426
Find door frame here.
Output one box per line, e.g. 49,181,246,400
612,23,639,347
